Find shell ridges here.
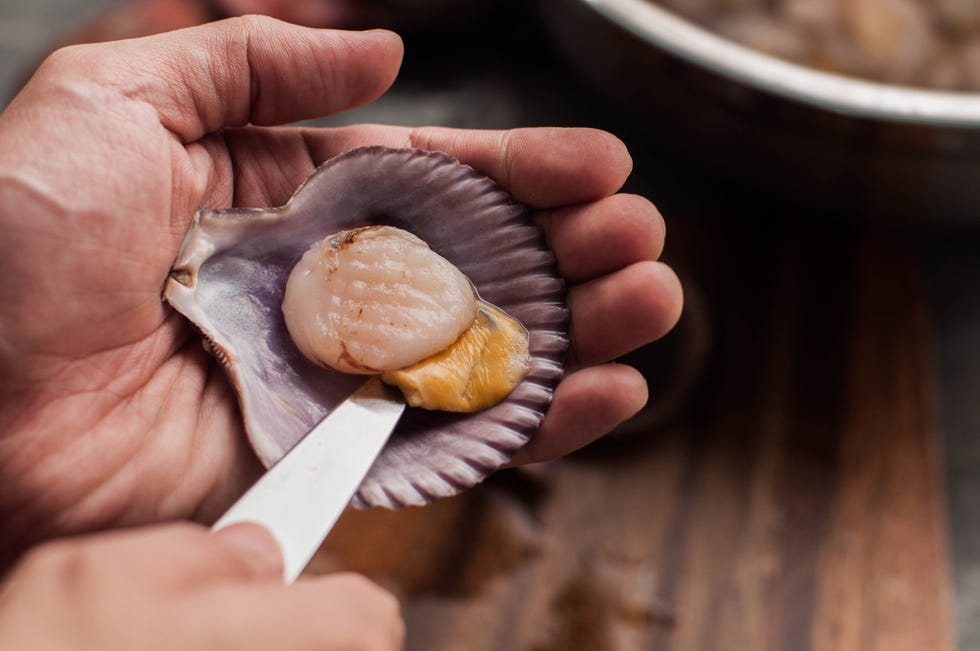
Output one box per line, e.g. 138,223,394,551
163,146,568,508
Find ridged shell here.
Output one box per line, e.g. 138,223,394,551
164,147,568,508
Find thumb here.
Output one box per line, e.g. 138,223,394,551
39,16,404,142
209,522,284,580
44,522,285,588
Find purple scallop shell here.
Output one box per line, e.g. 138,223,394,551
163,147,568,508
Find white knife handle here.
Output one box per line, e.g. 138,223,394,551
212,378,405,583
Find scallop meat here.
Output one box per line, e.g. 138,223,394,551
163,146,568,508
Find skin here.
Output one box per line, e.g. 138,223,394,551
0,522,405,650
0,16,682,648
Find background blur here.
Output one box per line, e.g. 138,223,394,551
0,0,116,94
2,1,979,649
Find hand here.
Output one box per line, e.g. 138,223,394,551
0,523,403,650
0,17,682,559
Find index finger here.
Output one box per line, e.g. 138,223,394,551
296,124,634,208
409,126,634,208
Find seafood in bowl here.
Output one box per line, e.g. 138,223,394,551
652,0,980,90
164,146,568,508
540,0,980,222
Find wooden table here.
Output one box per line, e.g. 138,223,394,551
310,212,955,650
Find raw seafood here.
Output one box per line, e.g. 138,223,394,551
382,302,531,413
282,224,532,412
282,225,478,375
654,0,980,90
163,146,568,508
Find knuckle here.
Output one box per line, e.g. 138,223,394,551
226,13,280,35
28,42,121,96
13,543,58,577
38,44,84,71
15,538,102,589
321,573,405,650
330,572,381,595
37,43,104,78
337,574,400,610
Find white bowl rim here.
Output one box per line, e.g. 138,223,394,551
584,0,980,128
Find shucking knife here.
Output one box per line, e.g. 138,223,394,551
211,377,405,583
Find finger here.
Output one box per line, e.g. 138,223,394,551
567,261,683,369
136,523,281,583
407,126,633,208
536,193,666,283
43,18,403,142
217,126,318,208
510,364,647,465
190,573,404,650
298,124,634,208
20,523,282,593
212,124,632,210
209,523,284,579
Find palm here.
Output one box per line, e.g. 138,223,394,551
0,18,681,562
0,100,257,558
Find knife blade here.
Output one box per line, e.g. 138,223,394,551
211,376,406,583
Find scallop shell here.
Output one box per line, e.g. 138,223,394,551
163,146,569,508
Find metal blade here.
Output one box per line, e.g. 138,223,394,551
212,377,406,583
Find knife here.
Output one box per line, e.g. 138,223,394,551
211,377,406,583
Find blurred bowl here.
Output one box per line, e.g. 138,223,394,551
539,0,980,223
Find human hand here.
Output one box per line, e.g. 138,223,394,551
0,17,681,558
0,523,403,650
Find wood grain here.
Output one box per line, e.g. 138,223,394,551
311,217,954,650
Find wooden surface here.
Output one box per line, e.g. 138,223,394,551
310,216,955,650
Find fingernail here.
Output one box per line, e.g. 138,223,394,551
213,522,284,578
